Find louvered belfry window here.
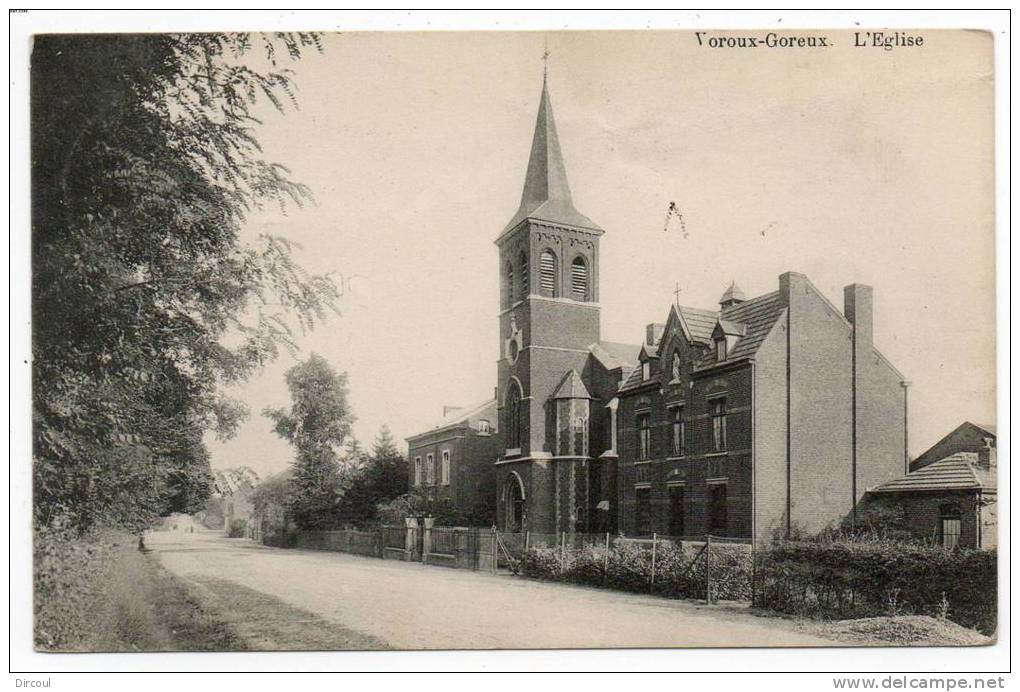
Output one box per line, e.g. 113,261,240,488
519,251,529,296
571,257,588,301
505,262,515,307
539,249,558,297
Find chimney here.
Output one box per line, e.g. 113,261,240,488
844,283,874,348
645,323,665,347
977,437,996,470
779,272,809,308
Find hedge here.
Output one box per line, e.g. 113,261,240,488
753,540,997,635
519,539,753,602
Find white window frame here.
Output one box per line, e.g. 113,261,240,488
441,450,451,486
426,453,435,486
641,361,651,380
414,456,422,487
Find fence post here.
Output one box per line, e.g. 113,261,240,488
560,531,566,569
705,534,713,604
525,530,530,553
651,533,658,586
604,532,610,584
491,526,497,575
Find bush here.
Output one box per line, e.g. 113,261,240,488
753,539,996,635
519,538,753,602
226,519,247,538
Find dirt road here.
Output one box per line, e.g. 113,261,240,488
149,530,834,650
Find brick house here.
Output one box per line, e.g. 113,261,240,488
910,421,996,472
609,275,910,544
865,445,997,549
406,399,502,524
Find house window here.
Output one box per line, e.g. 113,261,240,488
440,450,450,486
668,485,685,537
711,398,727,452
940,505,962,549
506,380,523,450
519,251,529,296
715,337,727,361
708,482,728,535
425,453,435,485
539,249,558,297
671,406,686,456
636,412,651,460
570,256,588,301
635,487,652,535
671,351,682,381
641,361,651,380
478,419,491,435
414,457,422,486
505,261,515,307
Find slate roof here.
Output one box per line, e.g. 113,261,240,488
410,398,496,438
677,306,718,344
720,281,746,305
552,369,592,399
870,453,997,494
500,78,601,236
589,341,641,372
699,290,785,367
618,289,787,392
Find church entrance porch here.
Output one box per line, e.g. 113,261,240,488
502,471,526,532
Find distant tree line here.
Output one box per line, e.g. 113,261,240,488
32,33,336,535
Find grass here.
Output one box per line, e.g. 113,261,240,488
36,530,387,652
36,532,246,652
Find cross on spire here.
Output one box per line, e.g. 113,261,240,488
673,281,683,307
542,37,550,80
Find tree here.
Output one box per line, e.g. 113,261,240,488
31,33,337,534
334,425,408,527
264,354,354,530
366,425,408,502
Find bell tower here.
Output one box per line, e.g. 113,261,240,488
495,73,604,465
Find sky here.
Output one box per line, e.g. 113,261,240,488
207,30,995,480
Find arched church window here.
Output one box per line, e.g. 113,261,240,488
672,351,682,381
506,381,523,450
504,261,515,307
539,249,558,297
519,251,529,296
570,256,588,301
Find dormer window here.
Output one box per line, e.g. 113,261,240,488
641,361,651,380
478,419,491,435
715,337,727,361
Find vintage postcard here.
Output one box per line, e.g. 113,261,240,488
15,13,1004,675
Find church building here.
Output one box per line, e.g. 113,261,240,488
410,72,911,544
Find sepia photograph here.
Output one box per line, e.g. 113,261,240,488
10,9,1009,679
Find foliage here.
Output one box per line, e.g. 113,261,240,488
32,33,337,534
264,354,354,530
226,518,248,538
753,539,997,635
391,487,493,528
335,425,409,526
519,538,753,602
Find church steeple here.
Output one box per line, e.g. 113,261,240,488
500,76,601,236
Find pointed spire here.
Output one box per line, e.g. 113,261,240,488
499,72,601,237
720,281,747,309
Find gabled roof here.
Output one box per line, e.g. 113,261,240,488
500,78,601,236
675,305,719,345
870,453,996,494
212,466,260,496
552,369,592,400
695,291,785,368
715,318,747,337
409,398,496,440
588,341,641,372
